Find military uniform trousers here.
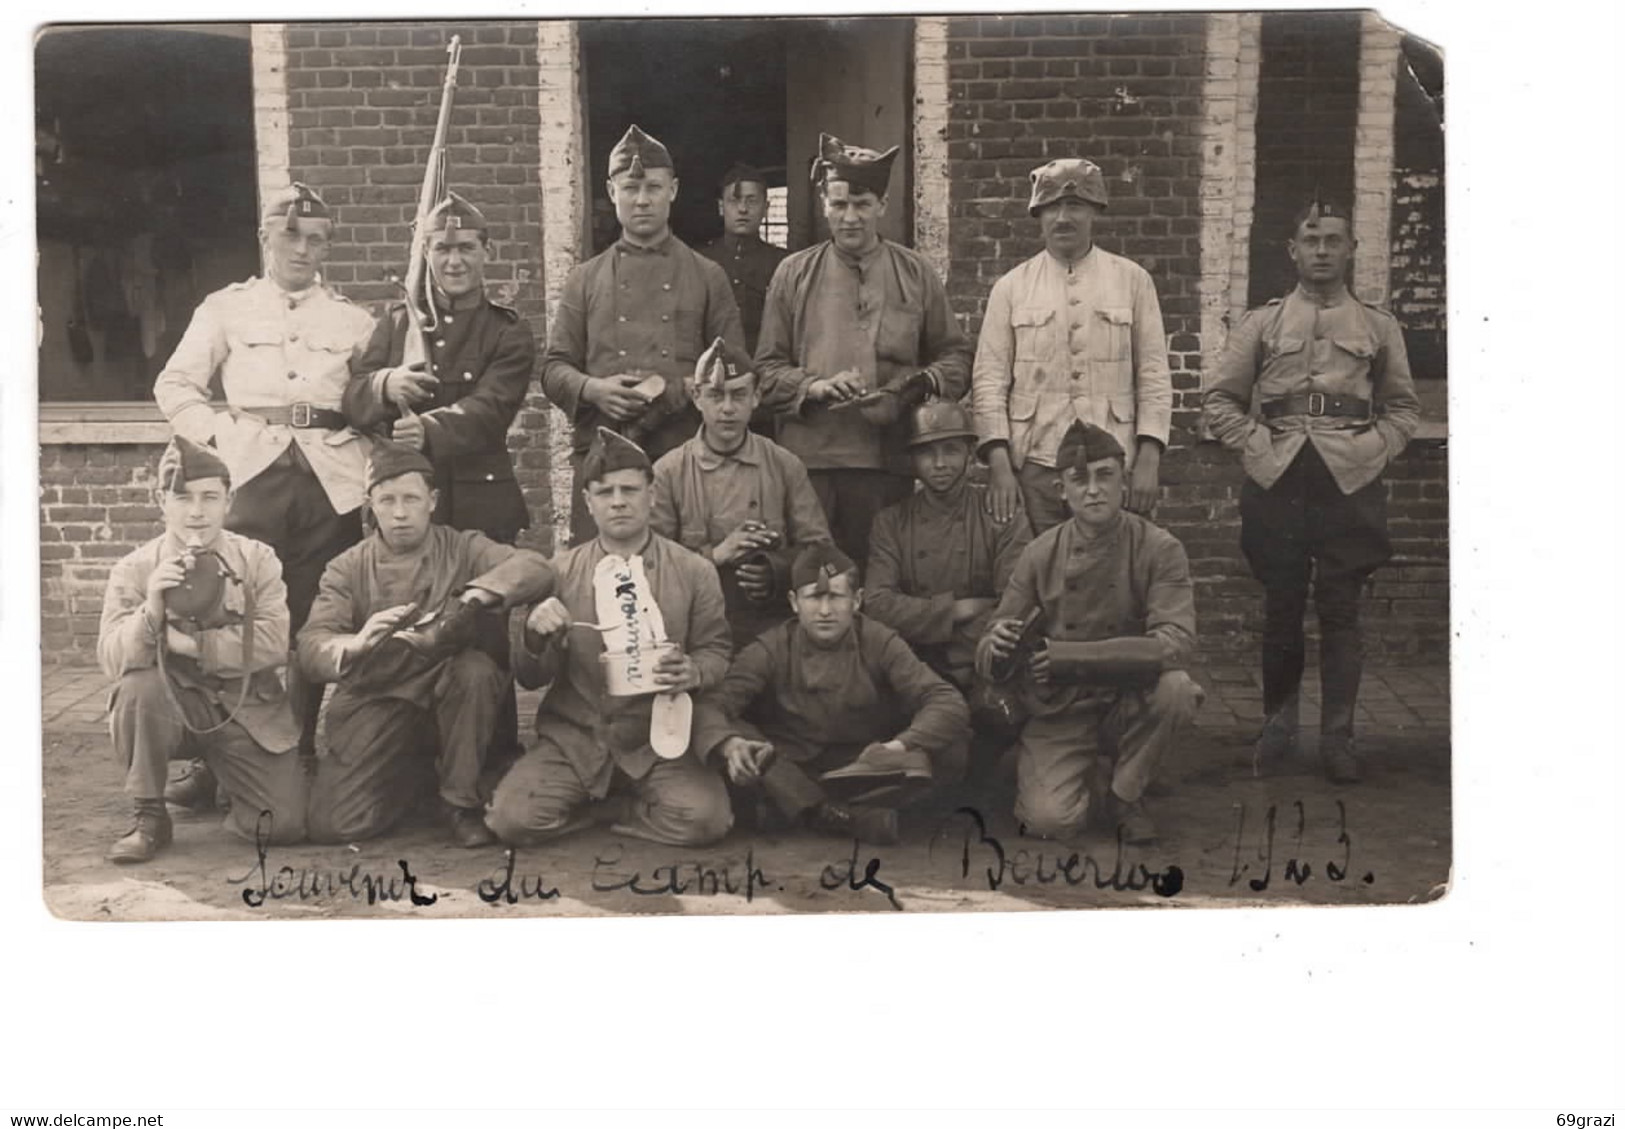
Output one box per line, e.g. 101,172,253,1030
307,650,507,843
751,733,971,821
109,669,309,844
1239,442,1391,736
485,728,733,849
1014,670,1201,839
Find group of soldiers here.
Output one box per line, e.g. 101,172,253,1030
95,122,1419,864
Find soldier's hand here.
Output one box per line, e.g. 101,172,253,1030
806,369,866,404
384,364,439,408
587,374,652,423
391,410,427,451
164,625,201,658
952,597,997,625
354,603,419,654
652,644,701,693
712,522,780,567
720,736,775,784
986,456,1022,526
1127,450,1161,515
984,616,1025,660
736,559,774,601
523,597,572,645
145,556,189,621
1028,641,1052,685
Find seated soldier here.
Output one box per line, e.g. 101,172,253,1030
297,442,555,848
709,543,971,846
97,437,307,863
651,336,832,647
976,422,1204,846
485,429,736,847
865,398,1034,769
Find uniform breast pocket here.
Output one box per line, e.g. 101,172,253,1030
1008,391,1039,422
228,325,285,353
1012,307,1056,362
877,301,925,365
1090,306,1133,362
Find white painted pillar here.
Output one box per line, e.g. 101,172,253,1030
1353,12,1401,306
912,16,951,280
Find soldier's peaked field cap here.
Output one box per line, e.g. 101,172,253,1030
366,441,435,493
812,132,899,196
581,427,652,484
262,182,331,229
609,125,674,179
720,163,768,194
427,191,487,234
791,543,858,594
1057,421,1126,470
905,399,978,449
159,436,231,492
694,337,756,389
1028,158,1109,215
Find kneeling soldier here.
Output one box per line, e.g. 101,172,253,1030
865,398,1033,766
297,442,555,848
98,438,307,863
976,422,1203,846
486,429,737,847
651,336,832,647
711,543,970,845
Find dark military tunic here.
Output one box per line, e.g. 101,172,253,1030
347,292,536,543
697,233,787,354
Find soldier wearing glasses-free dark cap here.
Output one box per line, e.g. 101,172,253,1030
1203,198,1419,786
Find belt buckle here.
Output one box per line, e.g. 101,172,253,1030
1306,392,1326,417
290,402,312,428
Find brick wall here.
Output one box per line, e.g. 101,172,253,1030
280,20,556,547
40,444,168,659
944,12,1212,445
1390,35,1445,380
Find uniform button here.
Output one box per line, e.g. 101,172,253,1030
485,473,495,481
463,373,473,382
1068,298,1079,306
444,315,454,324
618,315,628,323
436,339,446,348
1071,323,1081,332
287,299,298,310
662,283,672,291
618,350,628,357
288,333,300,343
661,315,670,323
660,349,669,357
732,278,741,285
748,500,757,508
287,371,298,380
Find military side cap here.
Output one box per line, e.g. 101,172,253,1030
580,426,652,485
366,440,435,493
812,132,899,197
1294,194,1353,231
790,543,858,594
1028,158,1109,215
906,398,978,449
158,435,231,492
1056,421,1126,470
720,162,768,195
693,336,756,390
427,190,487,234
608,125,674,179
261,181,331,230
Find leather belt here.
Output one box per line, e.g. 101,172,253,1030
241,404,347,429
1261,392,1370,421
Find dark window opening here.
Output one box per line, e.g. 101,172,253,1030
36,25,260,403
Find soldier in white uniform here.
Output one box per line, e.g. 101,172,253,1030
153,182,377,768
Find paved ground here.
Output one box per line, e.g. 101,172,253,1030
39,660,1451,920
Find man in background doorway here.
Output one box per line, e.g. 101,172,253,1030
697,163,787,355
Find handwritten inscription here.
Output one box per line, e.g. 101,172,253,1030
944,807,1185,897
227,812,439,909
1227,800,1375,892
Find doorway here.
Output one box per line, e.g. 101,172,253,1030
578,16,913,256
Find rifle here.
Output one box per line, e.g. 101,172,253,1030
401,35,463,376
